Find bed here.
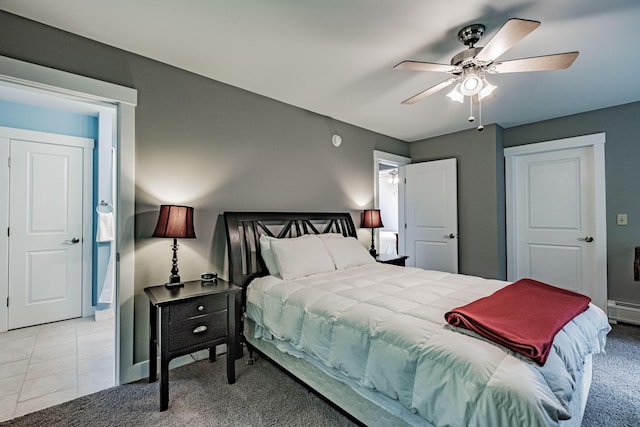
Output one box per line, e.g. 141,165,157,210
224,211,611,427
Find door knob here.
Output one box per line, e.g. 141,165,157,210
444,233,456,239
63,237,80,244
577,236,594,243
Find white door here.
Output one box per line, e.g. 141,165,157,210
404,158,458,272
506,134,607,311
8,139,84,329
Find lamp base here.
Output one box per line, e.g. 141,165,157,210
369,228,378,258
165,240,183,289
164,281,184,290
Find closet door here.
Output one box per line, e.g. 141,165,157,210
505,134,607,311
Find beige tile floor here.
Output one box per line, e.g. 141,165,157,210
0,316,115,422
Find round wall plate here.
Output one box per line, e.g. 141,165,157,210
332,134,342,147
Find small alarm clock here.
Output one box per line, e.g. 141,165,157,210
201,272,217,283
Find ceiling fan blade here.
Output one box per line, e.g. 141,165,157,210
475,18,540,63
394,60,457,73
491,52,579,73
401,77,457,105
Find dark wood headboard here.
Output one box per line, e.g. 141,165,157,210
224,211,357,292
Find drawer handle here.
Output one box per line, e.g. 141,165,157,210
198,305,204,311
193,325,208,334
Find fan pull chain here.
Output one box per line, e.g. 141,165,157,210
466,96,484,131
468,96,475,123
477,98,484,131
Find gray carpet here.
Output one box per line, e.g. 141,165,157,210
1,323,638,427
583,322,640,426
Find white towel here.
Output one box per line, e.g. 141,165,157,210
96,212,114,242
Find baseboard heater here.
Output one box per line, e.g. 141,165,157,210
607,300,640,326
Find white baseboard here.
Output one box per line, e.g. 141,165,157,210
607,300,640,326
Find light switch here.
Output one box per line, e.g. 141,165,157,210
617,214,628,226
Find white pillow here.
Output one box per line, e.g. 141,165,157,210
321,236,377,269
270,235,336,280
259,234,280,276
317,233,346,239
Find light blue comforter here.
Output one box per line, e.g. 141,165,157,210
246,264,610,427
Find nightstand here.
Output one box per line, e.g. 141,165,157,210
376,254,409,266
145,278,241,411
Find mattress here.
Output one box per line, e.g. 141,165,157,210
245,264,610,427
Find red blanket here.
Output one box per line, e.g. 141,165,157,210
444,278,591,365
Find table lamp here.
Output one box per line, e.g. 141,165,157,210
153,205,196,288
362,209,384,257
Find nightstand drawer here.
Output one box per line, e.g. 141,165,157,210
168,311,227,351
169,295,227,321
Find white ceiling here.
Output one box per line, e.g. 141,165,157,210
2,0,640,141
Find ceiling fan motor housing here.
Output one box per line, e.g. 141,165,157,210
451,47,483,69
457,24,485,46
451,24,487,72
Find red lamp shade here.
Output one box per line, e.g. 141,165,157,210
153,205,196,288
362,209,383,257
361,209,384,229
153,205,196,239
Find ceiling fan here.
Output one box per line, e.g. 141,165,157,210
395,18,578,128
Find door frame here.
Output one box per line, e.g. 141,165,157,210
373,150,410,253
0,126,94,331
504,133,607,310
0,55,137,385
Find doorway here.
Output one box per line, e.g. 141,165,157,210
0,54,137,389
374,151,410,256
0,62,133,418
0,91,117,332
378,163,400,255
0,98,117,420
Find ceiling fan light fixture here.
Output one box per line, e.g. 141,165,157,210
478,76,497,100
459,73,483,96
446,83,464,103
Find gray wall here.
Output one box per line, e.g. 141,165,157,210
0,12,409,362
504,101,640,306
409,124,506,280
